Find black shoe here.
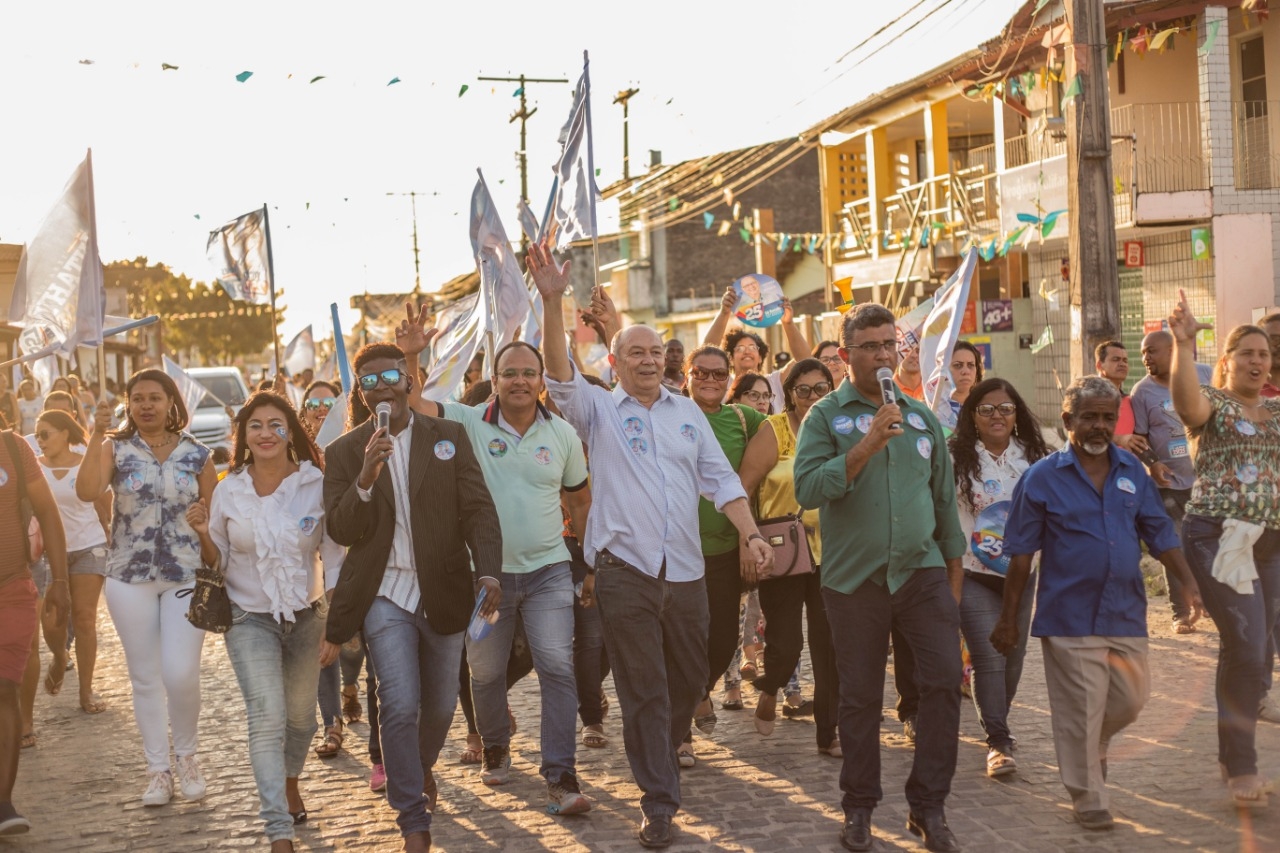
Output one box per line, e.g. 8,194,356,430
638,814,673,848
840,809,873,851
1075,809,1115,831
783,698,815,718
290,809,307,824
906,811,960,852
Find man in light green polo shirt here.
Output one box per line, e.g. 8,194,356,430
410,335,593,817
794,302,966,853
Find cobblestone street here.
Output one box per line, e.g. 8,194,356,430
3,596,1275,852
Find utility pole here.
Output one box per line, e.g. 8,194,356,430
386,191,423,295
613,86,641,179
1064,0,1120,380
476,72,570,247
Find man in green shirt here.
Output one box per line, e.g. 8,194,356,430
794,303,966,853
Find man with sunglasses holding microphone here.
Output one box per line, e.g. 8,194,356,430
321,342,502,853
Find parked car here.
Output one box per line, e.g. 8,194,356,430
185,367,251,453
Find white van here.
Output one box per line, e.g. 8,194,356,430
185,367,251,452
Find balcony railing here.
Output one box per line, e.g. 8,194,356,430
1234,101,1280,189
1005,133,1067,169
1111,102,1205,192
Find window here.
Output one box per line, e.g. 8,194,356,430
1241,37,1267,117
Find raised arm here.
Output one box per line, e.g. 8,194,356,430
1168,289,1213,430
704,286,736,346
76,401,115,502
777,299,813,383
528,240,573,382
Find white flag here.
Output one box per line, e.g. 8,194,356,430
207,207,273,305
551,54,601,251
421,293,482,402
472,171,533,367
162,355,209,419
9,151,106,360
920,249,979,430
313,391,348,450
283,325,316,377
517,199,540,244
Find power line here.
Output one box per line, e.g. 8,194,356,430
828,0,937,68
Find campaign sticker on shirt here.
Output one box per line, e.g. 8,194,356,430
971,501,1012,575
434,440,456,460
623,417,645,438
1117,477,1137,494
125,471,145,492
1161,398,1175,412
680,424,698,443
487,438,508,458
855,414,874,434
983,478,1003,497
175,471,192,488
0,468,9,488
629,437,648,456
916,436,932,458
1236,419,1258,437
833,415,855,435
534,446,552,465
299,516,318,535
1238,464,1260,486
1168,437,1189,458
907,412,928,431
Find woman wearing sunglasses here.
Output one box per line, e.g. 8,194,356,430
299,381,340,442
947,378,1048,778
737,358,840,751
677,345,768,767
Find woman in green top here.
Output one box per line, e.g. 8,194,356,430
679,345,766,768
1169,294,1276,807
738,358,840,753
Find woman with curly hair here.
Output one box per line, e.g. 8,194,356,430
947,377,1048,778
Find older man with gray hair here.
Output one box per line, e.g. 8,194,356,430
527,240,773,850
992,376,1203,832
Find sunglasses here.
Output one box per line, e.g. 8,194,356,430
304,397,337,411
689,367,731,382
36,430,55,441
357,369,404,391
793,382,832,399
975,402,1017,417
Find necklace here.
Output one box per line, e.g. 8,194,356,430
143,433,177,449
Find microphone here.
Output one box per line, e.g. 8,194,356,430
876,367,901,430
375,402,391,433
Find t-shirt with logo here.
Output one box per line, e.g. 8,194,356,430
0,433,39,585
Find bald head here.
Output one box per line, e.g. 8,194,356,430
611,325,663,358
610,325,666,400
1140,329,1175,379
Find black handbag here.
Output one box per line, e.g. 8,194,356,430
179,565,233,633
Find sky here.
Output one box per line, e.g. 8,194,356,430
0,0,1023,347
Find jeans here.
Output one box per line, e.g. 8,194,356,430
957,573,1033,751
466,561,578,780
595,551,708,819
363,596,464,836
459,623,533,735
366,654,381,764
755,570,839,748
317,636,365,729
1183,513,1280,777
1160,488,1193,620
571,553,610,727
824,568,962,815
224,601,325,843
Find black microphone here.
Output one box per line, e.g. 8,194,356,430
876,367,901,430
375,402,391,433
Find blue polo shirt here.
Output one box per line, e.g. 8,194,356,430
1003,444,1180,638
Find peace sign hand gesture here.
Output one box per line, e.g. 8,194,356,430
395,302,439,358
1169,288,1212,343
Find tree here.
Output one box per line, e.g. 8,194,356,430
105,257,281,365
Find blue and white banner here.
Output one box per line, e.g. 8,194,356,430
551,53,601,251
920,248,978,430
207,207,273,305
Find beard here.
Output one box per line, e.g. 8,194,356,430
1080,439,1110,456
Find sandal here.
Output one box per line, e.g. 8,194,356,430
582,725,608,748
314,725,343,759
1173,618,1196,635
80,694,107,715
1229,776,1271,809
44,664,65,696
20,732,36,749
819,742,843,758
461,733,483,764
342,686,362,723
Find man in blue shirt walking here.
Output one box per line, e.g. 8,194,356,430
992,376,1203,832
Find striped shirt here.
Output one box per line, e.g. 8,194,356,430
545,366,747,582
357,422,419,614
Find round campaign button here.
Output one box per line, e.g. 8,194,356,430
1238,464,1260,486
1117,477,1136,494
534,447,552,465
299,516,318,535
623,417,644,438
680,424,698,443
983,478,1002,497
629,437,649,455
488,438,508,458
833,415,854,435
907,412,928,431
434,440,456,460
855,414,874,434
916,436,932,458
1236,419,1258,437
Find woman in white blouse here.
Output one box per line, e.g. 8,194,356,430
947,378,1049,779
188,391,341,853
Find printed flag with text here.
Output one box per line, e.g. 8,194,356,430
551,55,600,251
471,171,532,365
920,249,978,431
207,207,272,304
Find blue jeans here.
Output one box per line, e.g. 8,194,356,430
223,600,326,843
595,550,708,820
466,561,577,780
571,553,609,727
1183,514,1280,777
363,596,464,836
957,572,1033,751
823,568,961,816
317,636,365,728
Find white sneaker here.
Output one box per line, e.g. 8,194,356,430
141,770,174,807
175,754,206,800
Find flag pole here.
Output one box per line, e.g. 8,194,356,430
261,203,283,371
582,50,601,290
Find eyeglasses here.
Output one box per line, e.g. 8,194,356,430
689,367,731,382
357,368,404,391
851,341,897,354
303,398,337,411
792,382,832,400
733,344,760,354
818,355,844,366
742,390,773,402
498,368,540,381
975,402,1017,417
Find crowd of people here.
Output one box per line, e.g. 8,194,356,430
0,240,1277,852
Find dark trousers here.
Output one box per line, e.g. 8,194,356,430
892,624,919,723
1160,488,1193,620
824,568,962,816
366,652,381,764
682,549,742,744
755,569,840,749
595,551,708,819
570,540,611,727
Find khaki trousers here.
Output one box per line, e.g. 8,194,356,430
1041,635,1150,813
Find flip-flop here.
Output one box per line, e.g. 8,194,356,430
460,734,483,764
80,695,106,714
19,733,35,749
581,726,608,748
43,667,64,696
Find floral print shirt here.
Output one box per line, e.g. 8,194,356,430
106,432,210,583
1187,385,1280,529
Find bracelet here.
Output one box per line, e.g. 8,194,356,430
747,533,766,545
51,579,69,585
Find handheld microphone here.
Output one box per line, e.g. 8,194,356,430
876,367,901,430
375,402,391,433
